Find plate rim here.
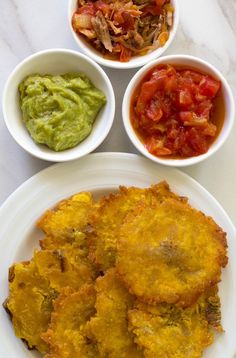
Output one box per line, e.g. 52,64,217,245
0,152,235,232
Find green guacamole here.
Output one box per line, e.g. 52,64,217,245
19,73,106,151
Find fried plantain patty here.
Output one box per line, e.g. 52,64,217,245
128,288,222,358
4,260,57,353
38,191,98,288
88,181,184,272
38,192,96,250
42,285,98,358
34,248,96,292
86,268,143,357
117,198,227,307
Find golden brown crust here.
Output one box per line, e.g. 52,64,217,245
88,181,183,272
128,290,220,358
42,285,99,358
38,192,96,250
201,286,223,332
5,261,57,353
34,248,96,292
86,268,143,357
117,198,227,307
37,192,98,289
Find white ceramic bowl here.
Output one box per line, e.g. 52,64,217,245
2,49,115,162
68,0,179,69
122,54,235,167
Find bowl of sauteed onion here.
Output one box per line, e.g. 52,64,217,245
68,0,179,69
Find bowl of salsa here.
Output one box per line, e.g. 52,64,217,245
122,55,235,166
68,0,179,69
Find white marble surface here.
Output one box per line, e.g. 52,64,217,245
0,0,236,225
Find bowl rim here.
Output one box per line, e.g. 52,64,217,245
2,48,116,162
68,0,180,69
122,54,235,167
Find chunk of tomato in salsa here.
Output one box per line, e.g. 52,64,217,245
132,64,221,158
199,77,220,98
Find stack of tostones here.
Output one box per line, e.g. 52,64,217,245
4,191,98,355
4,181,228,358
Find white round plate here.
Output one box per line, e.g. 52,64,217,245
0,153,235,358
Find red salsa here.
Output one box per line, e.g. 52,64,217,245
130,64,224,158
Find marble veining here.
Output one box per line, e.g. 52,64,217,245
0,0,236,224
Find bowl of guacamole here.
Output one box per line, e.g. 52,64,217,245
19,73,106,152
2,49,115,162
